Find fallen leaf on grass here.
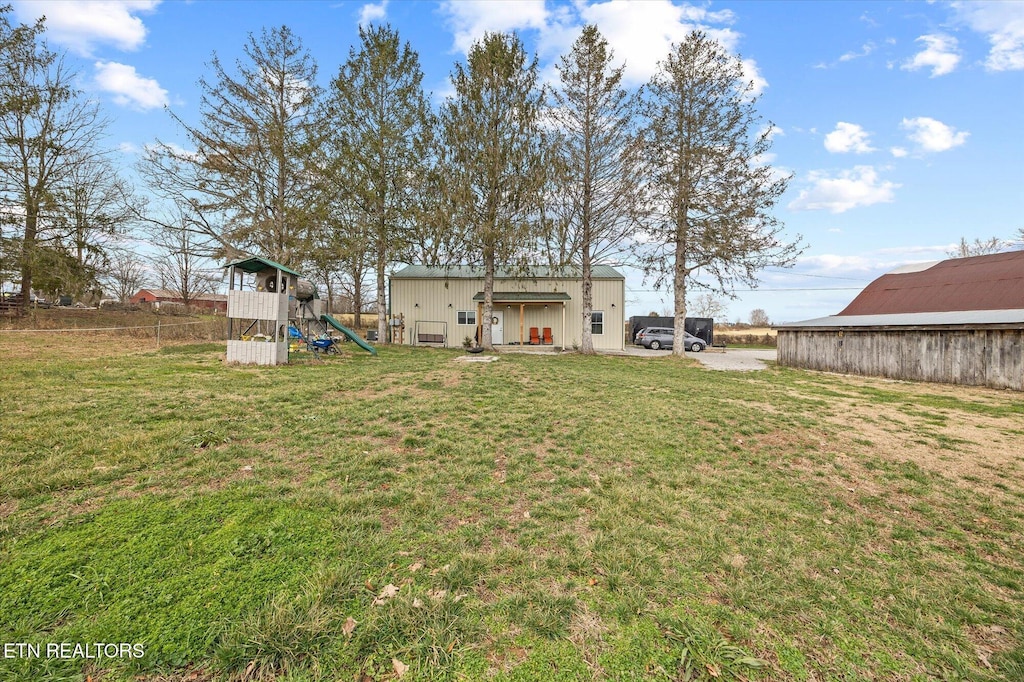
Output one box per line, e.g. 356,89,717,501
342,617,358,636
409,561,423,572
392,658,409,677
372,584,400,606
706,663,720,677
412,598,424,608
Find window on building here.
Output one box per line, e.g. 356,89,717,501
591,311,604,335
458,311,477,325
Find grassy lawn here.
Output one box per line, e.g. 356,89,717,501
1,335,1022,681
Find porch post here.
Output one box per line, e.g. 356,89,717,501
562,302,567,351
476,301,483,347
520,304,525,345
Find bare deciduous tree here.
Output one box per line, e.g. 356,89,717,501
946,236,1004,258
688,292,728,319
749,308,770,327
640,31,802,356
149,211,221,308
101,249,148,303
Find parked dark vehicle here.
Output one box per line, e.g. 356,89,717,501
628,316,713,346
635,327,705,352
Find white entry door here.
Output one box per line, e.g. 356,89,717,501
491,310,504,344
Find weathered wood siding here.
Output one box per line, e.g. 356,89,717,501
778,328,1024,391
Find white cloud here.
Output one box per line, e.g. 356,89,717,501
740,58,768,97
901,34,961,77
953,1,1024,71
118,142,139,155
576,0,740,86
144,141,197,162
788,166,899,214
94,61,168,110
890,147,908,158
440,0,747,89
900,117,969,152
839,42,875,62
824,122,875,154
799,246,950,276
359,1,388,25
13,1,159,56
799,253,878,274
440,0,549,54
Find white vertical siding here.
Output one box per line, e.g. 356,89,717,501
391,274,625,350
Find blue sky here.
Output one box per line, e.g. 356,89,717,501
10,0,1024,323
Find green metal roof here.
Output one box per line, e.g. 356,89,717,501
391,265,623,280
472,291,571,303
224,256,303,278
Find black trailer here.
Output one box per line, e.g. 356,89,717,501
628,316,714,346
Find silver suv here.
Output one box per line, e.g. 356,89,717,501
635,327,705,352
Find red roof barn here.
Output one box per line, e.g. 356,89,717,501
776,251,1024,391
129,288,227,313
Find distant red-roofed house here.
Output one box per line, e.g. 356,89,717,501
776,251,1024,391
129,288,227,313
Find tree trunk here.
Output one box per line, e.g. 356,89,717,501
672,234,688,358
580,246,594,354
376,244,387,344
352,275,364,327
19,206,38,312
482,249,495,350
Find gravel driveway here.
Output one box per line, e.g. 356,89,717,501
616,346,776,371
690,348,776,371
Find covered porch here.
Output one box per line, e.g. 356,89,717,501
474,291,570,348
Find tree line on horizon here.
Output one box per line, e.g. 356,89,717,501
3,7,826,351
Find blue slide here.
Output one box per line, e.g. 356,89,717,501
320,314,378,356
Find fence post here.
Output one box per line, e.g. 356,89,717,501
157,319,161,348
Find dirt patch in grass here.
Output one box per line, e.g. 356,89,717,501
0,333,164,360
823,397,1023,491
779,376,1024,493
0,500,17,519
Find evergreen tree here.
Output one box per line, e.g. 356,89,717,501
0,7,110,309
550,25,645,353
641,32,801,356
439,32,547,349
140,26,320,266
323,25,432,343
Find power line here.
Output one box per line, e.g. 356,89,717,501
627,286,863,293
762,268,871,282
